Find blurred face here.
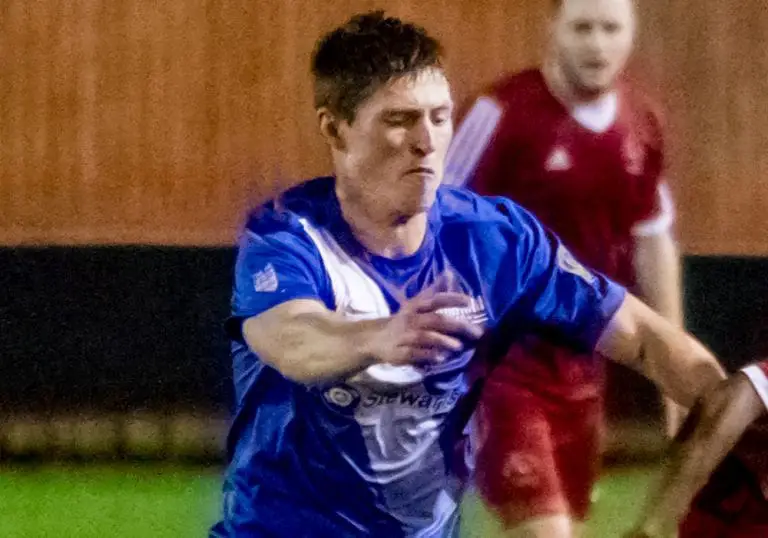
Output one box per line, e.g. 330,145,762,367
332,69,454,222
552,0,636,95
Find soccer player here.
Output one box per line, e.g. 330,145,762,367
444,0,682,535
626,359,768,538
209,11,724,538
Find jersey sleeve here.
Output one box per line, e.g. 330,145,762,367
631,181,675,236
630,101,675,236
741,360,768,411
443,96,507,195
226,206,329,343
493,198,627,352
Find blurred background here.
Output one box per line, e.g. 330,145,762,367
2,1,768,536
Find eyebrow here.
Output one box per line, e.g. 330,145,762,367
382,104,453,114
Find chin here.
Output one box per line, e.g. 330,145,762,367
419,188,438,210
576,79,612,97
394,183,437,217
398,198,434,222
402,202,431,219
584,71,620,91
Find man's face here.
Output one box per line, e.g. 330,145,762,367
334,69,454,221
553,0,636,95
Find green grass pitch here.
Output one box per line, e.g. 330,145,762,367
0,463,656,537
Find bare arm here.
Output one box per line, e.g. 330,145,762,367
242,293,483,385
595,294,726,408
633,229,687,435
626,374,766,537
243,299,381,384
633,230,683,328
632,182,681,326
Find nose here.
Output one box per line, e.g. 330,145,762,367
585,28,609,54
411,118,437,157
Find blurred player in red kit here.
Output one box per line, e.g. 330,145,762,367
627,359,768,538
445,0,684,535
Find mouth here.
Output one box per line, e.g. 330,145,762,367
406,166,436,177
583,60,609,71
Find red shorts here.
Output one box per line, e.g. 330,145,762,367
472,378,603,525
680,456,768,538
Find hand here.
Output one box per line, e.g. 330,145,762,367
369,287,484,367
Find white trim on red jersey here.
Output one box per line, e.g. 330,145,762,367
444,97,503,187
447,91,674,239
742,364,768,411
631,182,675,237
571,92,619,133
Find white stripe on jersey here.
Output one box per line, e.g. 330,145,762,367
298,217,430,386
296,216,468,536
742,365,768,411
444,97,503,187
632,181,676,237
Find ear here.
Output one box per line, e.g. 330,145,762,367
317,107,346,152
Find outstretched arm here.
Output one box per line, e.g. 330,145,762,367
624,371,766,537
241,291,483,385
632,183,687,436
595,293,726,408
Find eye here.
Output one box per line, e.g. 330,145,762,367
432,113,451,126
603,22,621,34
430,105,453,126
573,21,592,34
383,113,412,127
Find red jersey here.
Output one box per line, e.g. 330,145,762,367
734,360,768,499
446,69,672,399
681,360,768,536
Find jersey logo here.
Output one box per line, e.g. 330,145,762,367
623,136,645,175
322,385,361,414
544,146,572,172
253,263,278,292
556,245,596,284
436,296,488,327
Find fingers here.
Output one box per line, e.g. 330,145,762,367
410,330,464,355
412,292,471,313
417,311,484,342
394,321,466,361
387,312,484,366
386,289,486,366
409,346,452,363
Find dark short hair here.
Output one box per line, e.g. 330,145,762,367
311,11,444,122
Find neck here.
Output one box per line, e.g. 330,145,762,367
336,187,428,259
542,57,608,108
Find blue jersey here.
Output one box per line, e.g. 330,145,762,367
210,177,624,538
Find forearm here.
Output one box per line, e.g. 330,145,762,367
633,377,761,536
633,405,722,536
597,295,726,408
633,231,688,434
242,293,483,386
635,321,724,407
243,304,382,385
633,231,683,326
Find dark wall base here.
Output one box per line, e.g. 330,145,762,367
607,255,768,421
0,246,234,415
2,248,766,421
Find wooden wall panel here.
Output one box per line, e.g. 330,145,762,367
1,1,767,254
0,1,544,246
634,2,768,255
